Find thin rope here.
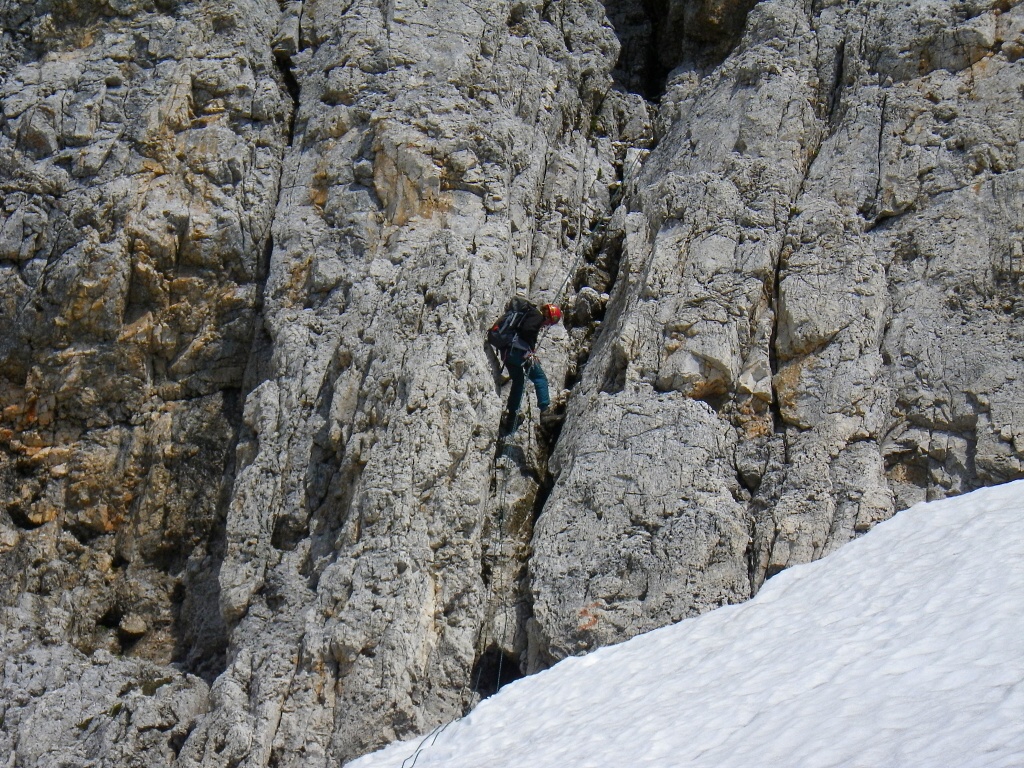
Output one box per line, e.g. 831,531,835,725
473,444,510,693
492,444,511,696
399,425,514,767
533,147,646,356
400,722,450,768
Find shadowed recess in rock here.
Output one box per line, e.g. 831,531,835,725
472,644,525,700
601,0,760,98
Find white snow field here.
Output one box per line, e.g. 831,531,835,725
352,480,1024,768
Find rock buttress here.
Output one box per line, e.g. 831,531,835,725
529,0,1024,666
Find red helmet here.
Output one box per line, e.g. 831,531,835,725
542,304,562,325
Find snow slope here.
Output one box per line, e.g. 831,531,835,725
351,481,1024,768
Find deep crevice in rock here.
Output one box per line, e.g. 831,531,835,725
826,38,847,125
768,255,785,435
275,52,301,145
168,398,239,682
161,301,269,683
600,344,629,394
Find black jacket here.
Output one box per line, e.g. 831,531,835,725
514,303,546,350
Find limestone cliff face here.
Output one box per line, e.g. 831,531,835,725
1,0,289,764
533,0,1024,660
1,0,1021,765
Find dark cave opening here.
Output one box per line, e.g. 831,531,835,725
472,644,524,699
601,0,761,100
601,0,670,99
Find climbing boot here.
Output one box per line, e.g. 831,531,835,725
499,410,524,437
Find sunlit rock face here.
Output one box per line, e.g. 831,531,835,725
1,0,289,764
1,0,1022,764
532,0,1024,662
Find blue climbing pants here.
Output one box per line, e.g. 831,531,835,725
505,348,550,415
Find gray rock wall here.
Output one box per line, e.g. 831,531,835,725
530,0,1024,662
1,0,1022,764
1,0,289,764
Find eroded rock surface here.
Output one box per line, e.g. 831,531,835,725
531,0,1024,657
177,1,635,765
0,0,289,762
0,0,1022,765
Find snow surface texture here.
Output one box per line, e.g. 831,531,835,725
353,481,1024,768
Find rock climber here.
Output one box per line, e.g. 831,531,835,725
487,297,562,436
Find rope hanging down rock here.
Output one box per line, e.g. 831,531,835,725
400,146,646,768
400,437,516,768
534,147,645,355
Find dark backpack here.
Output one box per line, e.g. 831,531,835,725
487,297,532,351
